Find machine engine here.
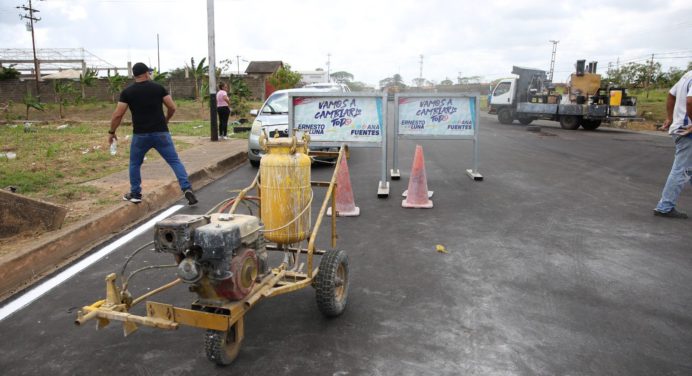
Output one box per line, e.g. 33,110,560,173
154,213,268,301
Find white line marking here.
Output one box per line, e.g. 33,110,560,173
0,205,184,322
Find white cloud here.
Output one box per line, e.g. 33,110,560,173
1,0,690,86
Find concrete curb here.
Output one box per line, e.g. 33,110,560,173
0,151,247,300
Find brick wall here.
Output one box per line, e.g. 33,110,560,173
0,75,262,103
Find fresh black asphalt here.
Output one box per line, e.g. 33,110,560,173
0,110,690,375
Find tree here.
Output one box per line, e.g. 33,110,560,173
21,93,44,120
440,78,454,86
267,64,302,90
106,72,128,103
168,66,187,79
78,68,98,101
219,58,234,75
379,74,406,90
345,81,367,92
186,57,209,100
330,71,354,83
53,79,76,119
606,61,661,88
0,65,20,80
152,68,169,84
457,75,481,85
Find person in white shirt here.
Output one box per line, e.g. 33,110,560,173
654,70,692,218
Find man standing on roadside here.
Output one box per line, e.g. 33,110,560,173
108,62,198,205
654,70,692,219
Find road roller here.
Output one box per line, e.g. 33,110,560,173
75,134,350,366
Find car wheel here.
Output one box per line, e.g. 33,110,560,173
559,116,580,130
498,109,513,124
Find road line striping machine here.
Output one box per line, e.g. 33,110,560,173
75,134,351,366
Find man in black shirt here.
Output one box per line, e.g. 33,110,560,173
107,62,197,205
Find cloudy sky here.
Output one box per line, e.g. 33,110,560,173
1,0,691,87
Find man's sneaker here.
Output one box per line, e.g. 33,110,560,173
653,208,688,219
184,190,198,206
123,192,142,203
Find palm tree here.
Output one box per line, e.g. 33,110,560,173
106,72,128,103
186,57,208,101
53,79,76,119
79,68,98,101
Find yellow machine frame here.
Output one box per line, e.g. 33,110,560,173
75,144,349,343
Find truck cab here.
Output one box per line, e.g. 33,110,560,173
488,78,516,124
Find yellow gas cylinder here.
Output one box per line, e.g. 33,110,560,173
609,89,623,106
259,135,312,244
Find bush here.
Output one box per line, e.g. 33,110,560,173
0,66,20,80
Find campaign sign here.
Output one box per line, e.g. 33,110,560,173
398,97,476,137
292,96,384,144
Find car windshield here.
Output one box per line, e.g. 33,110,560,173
261,93,289,114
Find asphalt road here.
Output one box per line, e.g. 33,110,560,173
1,110,691,376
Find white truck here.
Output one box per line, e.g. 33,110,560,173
488,61,637,130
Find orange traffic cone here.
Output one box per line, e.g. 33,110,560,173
402,145,433,208
327,155,360,217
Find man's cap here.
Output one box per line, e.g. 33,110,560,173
132,62,153,76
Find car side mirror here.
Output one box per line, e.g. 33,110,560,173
249,109,259,116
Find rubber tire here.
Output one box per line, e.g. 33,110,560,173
315,249,349,317
581,119,602,131
498,109,513,124
205,325,242,366
518,117,533,125
560,116,580,130
249,159,260,168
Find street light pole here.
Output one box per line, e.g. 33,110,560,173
207,0,218,141
157,33,160,71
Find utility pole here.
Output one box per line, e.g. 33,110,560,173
646,53,654,99
326,53,331,82
236,55,241,75
156,33,160,71
419,54,424,87
17,0,43,99
548,40,559,82
206,0,218,141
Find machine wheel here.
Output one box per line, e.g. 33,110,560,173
497,109,514,124
315,249,349,317
581,119,602,130
518,117,534,125
205,321,243,366
559,116,580,130
249,159,260,168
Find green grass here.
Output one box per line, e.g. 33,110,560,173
0,121,197,206
629,88,668,121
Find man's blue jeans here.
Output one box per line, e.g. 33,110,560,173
129,132,191,195
655,135,692,213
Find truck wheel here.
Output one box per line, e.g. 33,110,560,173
559,116,580,130
581,119,602,130
315,249,349,317
518,117,534,125
205,320,243,366
498,109,513,124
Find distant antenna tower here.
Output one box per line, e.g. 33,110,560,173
548,40,559,81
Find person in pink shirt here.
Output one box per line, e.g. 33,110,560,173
216,82,232,139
